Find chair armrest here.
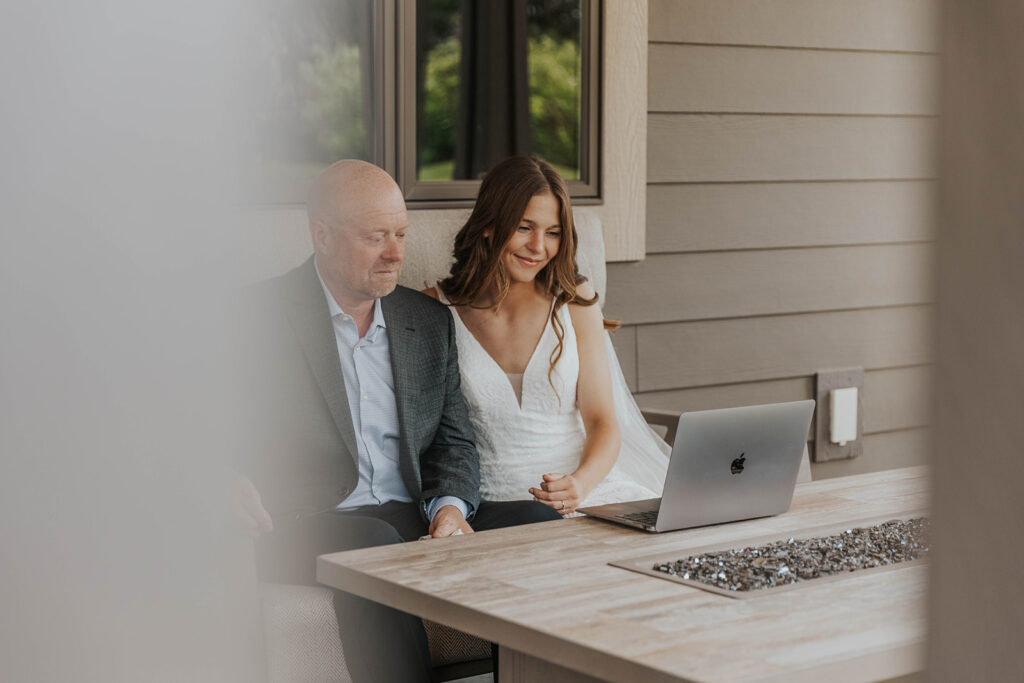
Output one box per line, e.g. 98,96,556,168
641,408,682,448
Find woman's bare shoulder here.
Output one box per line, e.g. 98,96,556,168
421,286,439,300
574,280,597,300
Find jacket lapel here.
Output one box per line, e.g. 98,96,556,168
284,259,360,469
382,292,418,486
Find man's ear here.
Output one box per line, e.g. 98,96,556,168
309,219,329,254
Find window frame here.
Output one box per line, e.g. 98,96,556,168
378,0,601,206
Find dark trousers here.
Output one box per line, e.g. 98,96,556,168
255,500,561,683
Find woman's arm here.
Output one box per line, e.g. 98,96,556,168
530,283,621,514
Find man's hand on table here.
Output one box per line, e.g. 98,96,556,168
428,505,473,538
233,474,273,537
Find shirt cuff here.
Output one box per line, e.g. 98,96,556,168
425,495,470,523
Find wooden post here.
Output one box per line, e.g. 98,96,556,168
929,1,1024,679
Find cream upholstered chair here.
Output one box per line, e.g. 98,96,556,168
254,208,609,683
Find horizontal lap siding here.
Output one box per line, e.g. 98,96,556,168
634,366,933,439
648,114,938,183
646,181,936,253
817,429,930,478
862,365,933,434
648,0,939,52
650,45,939,115
628,0,938,478
635,306,934,391
605,244,934,325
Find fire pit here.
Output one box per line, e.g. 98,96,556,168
651,517,929,594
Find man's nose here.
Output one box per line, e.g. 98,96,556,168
382,234,404,261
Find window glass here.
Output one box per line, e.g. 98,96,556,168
415,0,583,182
249,0,376,202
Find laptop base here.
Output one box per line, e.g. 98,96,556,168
579,498,661,532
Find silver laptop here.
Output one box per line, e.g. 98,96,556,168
579,400,815,532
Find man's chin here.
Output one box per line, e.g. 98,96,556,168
367,280,399,299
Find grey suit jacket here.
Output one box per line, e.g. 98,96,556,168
244,257,480,521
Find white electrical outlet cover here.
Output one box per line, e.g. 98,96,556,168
830,387,858,445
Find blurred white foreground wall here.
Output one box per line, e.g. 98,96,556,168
0,3,260,680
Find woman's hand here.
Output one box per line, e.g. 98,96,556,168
530,472,593,515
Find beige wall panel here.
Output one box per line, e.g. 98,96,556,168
606,244,934,325
648,114,937,183
635,366,931,436
647,181,936,253
636,305,934,391
649,44,939,115
609,325,638,392
636,377,816,440
811,428,930,480
649,0,939,53
863,365,933,434
636,376,813,413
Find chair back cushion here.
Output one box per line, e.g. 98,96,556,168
398,207,606,301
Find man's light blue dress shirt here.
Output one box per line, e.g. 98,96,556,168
315,265,468,522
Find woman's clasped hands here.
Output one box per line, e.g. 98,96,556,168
530,472,593,515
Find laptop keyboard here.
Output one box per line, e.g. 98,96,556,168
618,510,659,526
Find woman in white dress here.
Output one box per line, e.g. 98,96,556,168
424,156,668,515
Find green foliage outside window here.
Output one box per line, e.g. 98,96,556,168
419,33,580,179
528,34,580,178
420,37,460,170
299,43,367,161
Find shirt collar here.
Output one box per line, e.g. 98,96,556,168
314,258,387,333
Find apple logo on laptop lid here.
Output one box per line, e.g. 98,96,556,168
731,453,746,475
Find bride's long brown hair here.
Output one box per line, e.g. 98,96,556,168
439,155,618,389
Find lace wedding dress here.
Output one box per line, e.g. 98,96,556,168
440,290,670,506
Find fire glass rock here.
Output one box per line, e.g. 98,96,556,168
652,517,929,592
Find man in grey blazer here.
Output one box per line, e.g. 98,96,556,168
234,160,559,682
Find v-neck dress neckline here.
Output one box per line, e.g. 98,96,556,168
448,298,555,411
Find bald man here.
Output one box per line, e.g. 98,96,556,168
236,161,559,682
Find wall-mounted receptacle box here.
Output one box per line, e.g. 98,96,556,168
814,367,864,462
